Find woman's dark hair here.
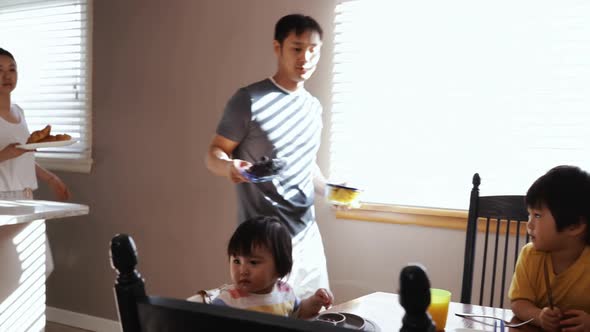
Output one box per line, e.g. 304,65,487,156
526,165,590,243
227,216,293,278
0,48,16,61
274,14,323,45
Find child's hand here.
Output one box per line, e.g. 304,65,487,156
539,306,563,332
297,288,334,319
313,288,334,309
560,310,590,332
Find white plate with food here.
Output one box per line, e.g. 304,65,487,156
17,139,77,150
17,124,75,149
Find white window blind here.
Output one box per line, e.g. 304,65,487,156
0,0,92,173
332,0,590,210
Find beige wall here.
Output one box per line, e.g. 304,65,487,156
42,0,468,321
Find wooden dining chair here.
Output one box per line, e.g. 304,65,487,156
460,173,529,308
110,234,349,332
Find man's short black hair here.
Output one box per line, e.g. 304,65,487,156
0,48,15,61
227,216,293,278
526,165,590,243
274,14,323,45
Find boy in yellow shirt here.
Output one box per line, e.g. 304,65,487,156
509,165,590,332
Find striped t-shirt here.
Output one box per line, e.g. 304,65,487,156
211,281,300,317
217,78,323,236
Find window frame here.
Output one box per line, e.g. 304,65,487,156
0,0,94,173
330,0,590,216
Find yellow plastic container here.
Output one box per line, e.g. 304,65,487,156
326,183,362,207
428,288,452,331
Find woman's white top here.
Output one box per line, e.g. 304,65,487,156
0,104,37,191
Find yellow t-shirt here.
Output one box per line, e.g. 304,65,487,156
508,242,590,312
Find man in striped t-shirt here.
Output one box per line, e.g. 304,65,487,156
205,14,330,299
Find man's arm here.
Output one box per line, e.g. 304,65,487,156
205,134,250,183
313,163,327,197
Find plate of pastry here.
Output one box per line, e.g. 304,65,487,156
16,124,76,149
240,156,286,183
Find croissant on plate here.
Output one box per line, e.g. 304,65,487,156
26,125,72,144
26,125,51,143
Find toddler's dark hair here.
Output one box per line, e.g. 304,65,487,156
526,165,590,243
227,216,293,278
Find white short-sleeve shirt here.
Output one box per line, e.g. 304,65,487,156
0,104,37,191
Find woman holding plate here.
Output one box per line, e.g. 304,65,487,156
0,47,70,201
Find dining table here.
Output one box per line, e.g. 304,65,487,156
327,292,541,332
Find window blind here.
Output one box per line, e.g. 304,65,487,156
0,0,92,173
332,0,590,210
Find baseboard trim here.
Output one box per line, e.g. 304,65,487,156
46,306,120,332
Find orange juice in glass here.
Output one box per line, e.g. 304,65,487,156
428,288,451,331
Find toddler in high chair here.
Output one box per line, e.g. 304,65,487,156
509,165,590,332
211,216,333,318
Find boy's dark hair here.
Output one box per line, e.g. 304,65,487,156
227,216,293,278
526,165,590,243
0,48,16,61
274,14,323,45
